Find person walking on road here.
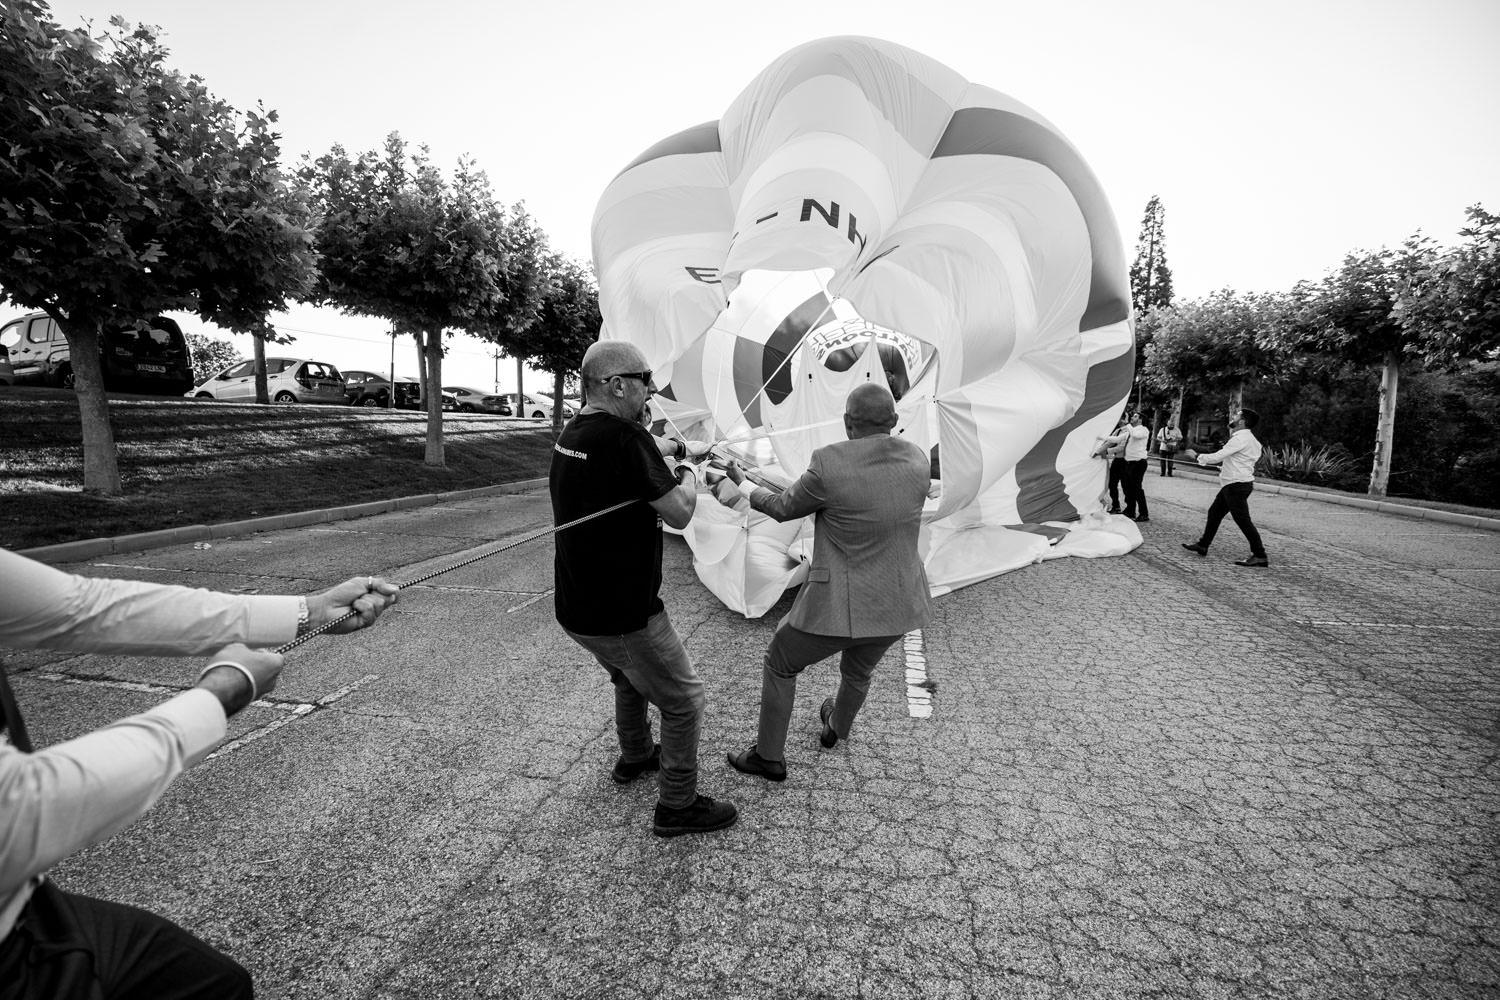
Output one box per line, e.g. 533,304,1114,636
549,340,738,838
1182,407,1270,567
0,547,398,1000
715,383,932,782
1101,412,1151,522
1156,422,1184,477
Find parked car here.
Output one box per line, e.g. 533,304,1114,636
506,392,575,420
443,386,512,414
0,311,195,395
344,370,422,409
0,341,13,386
189,358,347,405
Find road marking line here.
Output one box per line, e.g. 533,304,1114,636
1292,620,1500,632
208,674,378,759
904,629,932,718
506,591,551,613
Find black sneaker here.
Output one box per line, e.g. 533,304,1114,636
653,794,738,838
611,743,660,784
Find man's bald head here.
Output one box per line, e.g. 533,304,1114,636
844,383,898,439
581,341,646,390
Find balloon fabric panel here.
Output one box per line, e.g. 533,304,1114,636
592,36,1140,615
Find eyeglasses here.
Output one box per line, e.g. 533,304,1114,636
599,371,653,389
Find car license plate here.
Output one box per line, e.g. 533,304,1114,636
138,363,166,373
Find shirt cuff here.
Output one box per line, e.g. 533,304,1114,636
245,596,304,646
735,479,759,499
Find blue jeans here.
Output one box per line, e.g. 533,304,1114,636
757,623,902,761
565,611,703,808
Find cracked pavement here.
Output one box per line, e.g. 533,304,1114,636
5,473,1498,998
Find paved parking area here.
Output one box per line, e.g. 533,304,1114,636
6,474,1498,998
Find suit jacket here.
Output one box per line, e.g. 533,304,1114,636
749,433,932,638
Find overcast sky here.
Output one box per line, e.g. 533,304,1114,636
29,0,1500,393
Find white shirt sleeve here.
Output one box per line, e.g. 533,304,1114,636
0,689,227,936
0,547,300,654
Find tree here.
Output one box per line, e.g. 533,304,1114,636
1141,290,1286,424
302,136,546,466
185,331,240,377
526,254,601,433
1129,196,1174,315
1396,204,1500,369
0,2,314,492
1275,238,1438,496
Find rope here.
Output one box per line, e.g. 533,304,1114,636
273,497,638,653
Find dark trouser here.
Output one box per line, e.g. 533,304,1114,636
565,610,704,808
0,882,252,1000
1159,450,1177,475
1197,481,1265,557
1121,459,1149,519
756,623,902,761
1107,458,1125,508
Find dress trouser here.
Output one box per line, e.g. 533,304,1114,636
1107,458,1125,508
1197,481,1265,557
756,623,903,761
1121,459,1149,518
0,882,252,1000
565,610,704,808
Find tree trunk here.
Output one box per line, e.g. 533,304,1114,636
423,330,445,467
253,335,268,403
1368,350,1400,497
515,358,524,416
58,319,123,495
414,334,428,408
1228,383,1244,417
552,369,566,434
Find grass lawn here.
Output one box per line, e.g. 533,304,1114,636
0,387,558,550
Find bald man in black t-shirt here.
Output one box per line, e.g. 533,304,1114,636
549,341,737,838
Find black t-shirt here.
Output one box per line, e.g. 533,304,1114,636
550,411,678,635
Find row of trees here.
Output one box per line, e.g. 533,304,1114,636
1125,195,1499,501
0,2,600,494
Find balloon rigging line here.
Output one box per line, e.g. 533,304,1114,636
273,498,637,654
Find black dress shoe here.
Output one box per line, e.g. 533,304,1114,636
727,746,786,782
1107,506,1121,514
1133,516,1150,523
1234,555,1270,568
819,696,839,749
1181,542,1208,557
611,743,660,784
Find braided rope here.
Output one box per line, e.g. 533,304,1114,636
273,497,638,653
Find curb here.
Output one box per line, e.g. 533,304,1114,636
1167,462,1500,533
17,478,549,565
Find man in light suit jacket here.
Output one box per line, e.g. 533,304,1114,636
716,383,932,781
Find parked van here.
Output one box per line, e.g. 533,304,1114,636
0,311,195,396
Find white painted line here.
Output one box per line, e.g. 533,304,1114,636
903,629,932,719
1292,620,1500,632
208,674,379,759
506,591,552,614
32,671,314,714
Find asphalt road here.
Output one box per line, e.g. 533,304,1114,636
7,472,1498,999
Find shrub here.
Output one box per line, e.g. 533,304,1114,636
1259,442,1356,485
